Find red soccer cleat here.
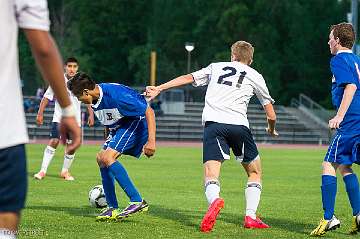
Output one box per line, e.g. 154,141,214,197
200,198,225,232
244,216,270,229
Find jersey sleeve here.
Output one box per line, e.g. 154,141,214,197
43,86,54,101
330,56,358,87
253,75,275,106
15,0,50,31
191,64,212,87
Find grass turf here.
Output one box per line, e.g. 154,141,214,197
19,144,360,238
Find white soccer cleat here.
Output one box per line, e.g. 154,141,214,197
34,171,46,180
60,171,75,181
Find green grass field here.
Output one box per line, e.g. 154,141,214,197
19,144,360,239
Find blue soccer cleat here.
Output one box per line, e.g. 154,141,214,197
111,200,149,221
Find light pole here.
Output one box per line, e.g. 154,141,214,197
185,42,195,73
185,42,195,102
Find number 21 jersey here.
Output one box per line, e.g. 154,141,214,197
191,61,274,128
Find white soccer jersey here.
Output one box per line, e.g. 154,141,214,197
191,61,274,128
43,75,82,126
0,0,50,149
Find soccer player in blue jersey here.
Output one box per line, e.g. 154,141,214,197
311,22,360,236
67,73,156,221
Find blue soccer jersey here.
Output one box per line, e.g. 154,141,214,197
330,50,360,133
92,83,147,128
92,83,149,157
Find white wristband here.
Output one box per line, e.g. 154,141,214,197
61,105,76,117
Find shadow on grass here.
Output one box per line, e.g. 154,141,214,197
26,205,97,219
220,212,348,237
148,204,201,230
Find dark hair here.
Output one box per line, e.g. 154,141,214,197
330,22,355,49
67,72,96,96
65,57,78,64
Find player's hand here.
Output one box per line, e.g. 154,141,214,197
36,113,44,125
59,116,81,152
143,140,156,158
266,127,279,137
87,116,95,127
145,86,161,100
328,115,343,129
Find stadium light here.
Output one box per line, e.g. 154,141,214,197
185,42,195,73
185,42,195,102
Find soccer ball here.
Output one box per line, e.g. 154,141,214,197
88,185,107,208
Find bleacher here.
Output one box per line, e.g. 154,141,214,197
25,101,328,144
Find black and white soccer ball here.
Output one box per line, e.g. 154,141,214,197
88,185,107,208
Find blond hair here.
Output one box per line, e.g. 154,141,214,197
231,41,254,65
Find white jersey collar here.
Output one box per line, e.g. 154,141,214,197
92,85,103,109
337,49,352,54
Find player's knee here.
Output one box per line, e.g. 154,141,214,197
338,165,353,176
244,161,262,179
49,138,59,148
322,162,337,175
96,153,105,167
98,152,115,167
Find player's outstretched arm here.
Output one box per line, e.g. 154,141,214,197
36,97,49,125
263,103,278,137
329,83,357,129
146,74,194,100
24,29,81,152
143,106,156,157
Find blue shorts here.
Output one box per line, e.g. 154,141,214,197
203,121,259,164
0,144,27,212
50,122,59,139
103,118,148,158
324,132,360,165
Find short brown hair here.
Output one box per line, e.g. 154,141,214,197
330,22,355,49
231,41,254,65
67,72,96,96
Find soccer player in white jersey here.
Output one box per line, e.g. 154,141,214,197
0,1,81,238
146,41,278,232
33,57,94,181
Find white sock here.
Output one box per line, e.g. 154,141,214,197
245,182,262,219
61,154,75,172
205,180,220,205
40,146,56,173
0,229,16,239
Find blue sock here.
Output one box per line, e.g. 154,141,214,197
108,161,142,202
100,167,118,208
321,175,337,220
343,173,360,216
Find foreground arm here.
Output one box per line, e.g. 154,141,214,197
24,29,81,152
329,83,357,129
263,103,278,137
143,106,156,157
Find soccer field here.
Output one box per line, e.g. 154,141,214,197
19,144,359,239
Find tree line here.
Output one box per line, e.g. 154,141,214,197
19,0,351,107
